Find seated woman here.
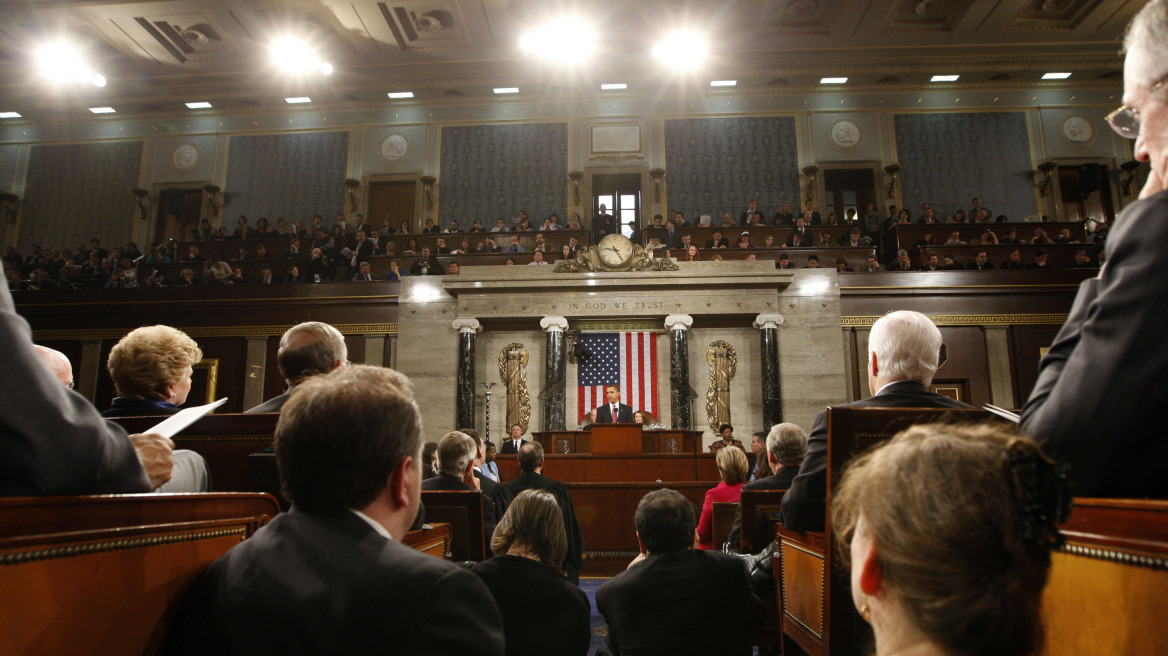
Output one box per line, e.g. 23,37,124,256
833,423,1069,656
472,489,590,656
709,423,745,453
102,325,202,417
421,441,438,480
696,446,749,550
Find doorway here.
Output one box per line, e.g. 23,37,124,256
592,173,641,238
1058,163,1115,224
154,187,203,243
823,169,878,224
367,180,417,232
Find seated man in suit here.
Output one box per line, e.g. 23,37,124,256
165,365,505,655
724,422,807,554
595,384,634,423
461,428,512,516
597,489,766,656
781,311,971,532
423,431,498,541
506,441,584,584
499,423,529,454
246,322,347,413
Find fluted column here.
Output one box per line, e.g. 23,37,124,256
665,314,694,429
754,313,785,428
452,318,482,430
540,316,569,431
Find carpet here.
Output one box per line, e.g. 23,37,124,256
579,577,609,656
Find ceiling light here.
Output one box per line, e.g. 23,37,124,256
185,101,212,109
652,30,708,71
601,83,627,90
33,40,107,87
821,77,848,84
0,112,22,119
285,97,311,104
88,107,116,114
493,87,519,94
269,36,332,76
710,80,737,87
1042,72,1072,80
388,92,414,99
519,17,596,62
931,74,960,82
92,74,106,88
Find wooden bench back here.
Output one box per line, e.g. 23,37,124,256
420,490,487,562
0,493,279,656
712,501,737,550
739,488,786,554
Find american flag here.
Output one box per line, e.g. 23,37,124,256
577,332,658,422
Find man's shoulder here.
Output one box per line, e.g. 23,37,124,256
744,473,789,491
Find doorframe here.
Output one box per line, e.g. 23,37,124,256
816,161,884,219
586,166,650,231
363,173,423,231
148,182,206,246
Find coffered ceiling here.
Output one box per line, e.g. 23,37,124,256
0,0,1145,122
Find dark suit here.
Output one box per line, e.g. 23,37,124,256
1021,191,1168,499
724,466,798,553
596,403,634,424
423,473,497,540
781,380,972,532
663,230,683,249
596,549,766,656
475,469,514,517
164,507,505,656
704,237,730,249
472,555,590,656
499,438,528,454
506,471,584,584
244,390,291,413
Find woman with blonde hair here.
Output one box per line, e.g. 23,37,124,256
472,489,590,656
696,445,749,550
834,423,1069,656
103,325,202,417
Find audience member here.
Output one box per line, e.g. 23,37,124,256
472,489,590,656
506,442,584,584
165,365,505,655
781,311,971,532
424,430,498,540
462,428,513,517
596,489,766,656
696,445,748,550
246,321,348,413
708,423,746,453
834,423,1068,656
724,423,807,554
102,325,203,418
409,247,445,275
421,441,438,479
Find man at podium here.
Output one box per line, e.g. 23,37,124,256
595,385,634,423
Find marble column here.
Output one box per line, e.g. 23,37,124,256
452,319,482,430
540,316,569,431
754,313,785,428
664,314,693,429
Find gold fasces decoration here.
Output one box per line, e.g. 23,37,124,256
705,340,737,433
553,244,679,273
498,344,531,435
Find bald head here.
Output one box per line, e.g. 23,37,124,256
35,345,74,388
276,322,348,383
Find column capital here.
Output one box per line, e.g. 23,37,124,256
452,318,482,334
664,314,694,331
753,313,785,331
540,316,569,332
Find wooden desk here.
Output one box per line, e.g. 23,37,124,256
532,429,703,454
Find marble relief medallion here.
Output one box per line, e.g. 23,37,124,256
380,133,410,162
171,143,199,172
827,118,864,152
1058,115,1096,147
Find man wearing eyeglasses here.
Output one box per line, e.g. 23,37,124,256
1021,0,1168,501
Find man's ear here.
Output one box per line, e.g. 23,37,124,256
869,352,879,379
386,455,414,511
768,451,778,466
856,539,883,596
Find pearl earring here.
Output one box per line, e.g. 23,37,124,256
859,597,872,622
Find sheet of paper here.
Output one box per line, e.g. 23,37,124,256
983,403,1021,424
146,398,228,438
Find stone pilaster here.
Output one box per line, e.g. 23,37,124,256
664,314,694,429
452,318,482,430
754,313,785,428
540,316,569,431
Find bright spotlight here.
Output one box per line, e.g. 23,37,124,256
92,74,106,88
269,36,332,76
320,62,333,76
33,40,106,87
652,30,707,71
519,16,595,62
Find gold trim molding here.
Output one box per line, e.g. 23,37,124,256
842,314,1067,327
32,323,399,341
571,319,662,332
0,527,247,566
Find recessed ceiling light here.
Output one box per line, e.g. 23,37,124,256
185,101,212,109
388,92,414,99
601,83,627,90
0,112,21,119
710,80,737,87
1042,72,1072,80
931,75,960,82
493,87,520,94
821,77,848,84
88,106,115,114
285,97,311,104
519,17,596,63
652,30,708,71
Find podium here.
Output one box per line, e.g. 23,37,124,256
590,423,642,453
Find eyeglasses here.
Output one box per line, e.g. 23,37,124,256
1106,75,1168,139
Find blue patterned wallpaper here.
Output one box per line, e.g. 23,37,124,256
20,141,143,251
225,131,349,223
664,117,800,219
439,123,568,227
894,113,1036,221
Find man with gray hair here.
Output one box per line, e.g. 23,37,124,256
781,311,970,532
245,321,347,413
422,430,497,540
1021,0,1168,499
724,423,808,554
505,441,584,584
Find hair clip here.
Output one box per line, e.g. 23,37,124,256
1008,442,1073,549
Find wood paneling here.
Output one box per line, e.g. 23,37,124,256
1009,324,1063,408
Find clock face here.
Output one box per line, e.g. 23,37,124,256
597,233,633,266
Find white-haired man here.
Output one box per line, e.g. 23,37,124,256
246,322,348,413
781,311,970,532
1021,0,1168,499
